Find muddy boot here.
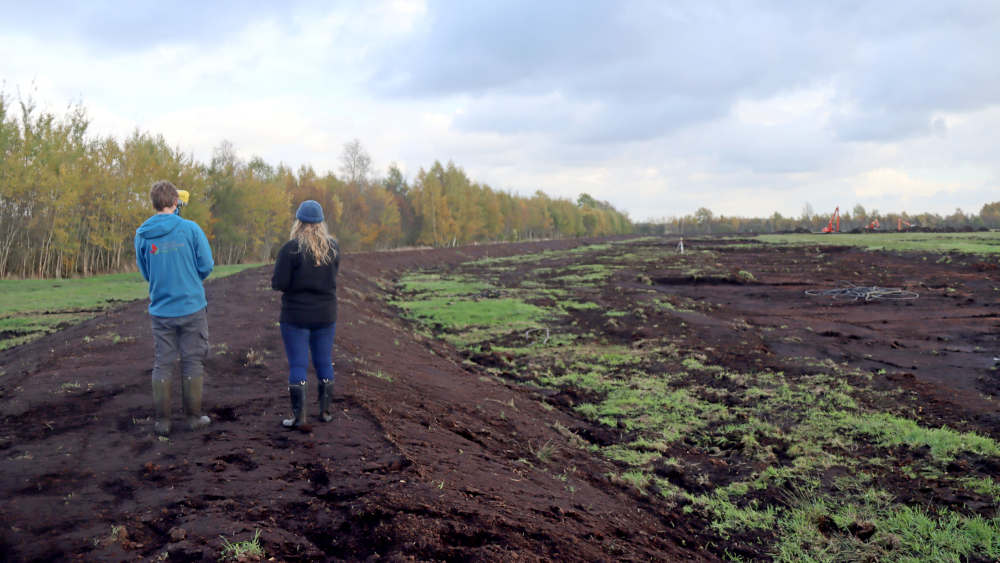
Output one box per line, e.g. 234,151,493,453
283,382,308,428
181,376,211,430
151,379,171,436
317,379,334,422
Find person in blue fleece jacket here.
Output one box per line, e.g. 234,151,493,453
135,180,214,436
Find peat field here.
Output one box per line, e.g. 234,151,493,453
1,235,999,561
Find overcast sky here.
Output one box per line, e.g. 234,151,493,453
3,0,998,221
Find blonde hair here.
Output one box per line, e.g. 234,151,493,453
290,220,337,266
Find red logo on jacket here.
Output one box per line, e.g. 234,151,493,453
151,244,158,255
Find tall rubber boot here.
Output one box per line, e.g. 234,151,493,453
151,379,171,436
181,376,211,430
317,379,334,422
283,382,308,428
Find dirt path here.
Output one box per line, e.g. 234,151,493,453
0,237,705,562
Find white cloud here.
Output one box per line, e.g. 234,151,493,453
853,169,961,199
733,87,833,127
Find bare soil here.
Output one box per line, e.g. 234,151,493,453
1,236,998,562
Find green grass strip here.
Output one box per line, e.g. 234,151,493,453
0,263,263,350
757,232,1000,255
840,412,1000,461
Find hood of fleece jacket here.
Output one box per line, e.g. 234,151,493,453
137,213,182,240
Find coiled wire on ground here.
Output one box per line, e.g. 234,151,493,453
805,282,919,302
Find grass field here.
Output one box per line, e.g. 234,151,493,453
0,263,263,350
756,231,1000,255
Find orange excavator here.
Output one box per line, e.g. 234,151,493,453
865,218,880,231
897,218,914,231
821,206,840,233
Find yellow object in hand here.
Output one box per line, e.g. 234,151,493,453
177,190,190,206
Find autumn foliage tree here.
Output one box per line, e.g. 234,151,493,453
0,96,632,279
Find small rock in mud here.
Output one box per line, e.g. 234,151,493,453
168,527,186,542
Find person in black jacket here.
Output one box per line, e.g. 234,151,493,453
271,200,340,428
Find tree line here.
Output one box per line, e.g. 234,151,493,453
637,202,1000,236
0,97,632,279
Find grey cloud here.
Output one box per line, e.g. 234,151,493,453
825,4,1000,141
368,0,1000,146
717,140,832,175
454,92,724,144
663,117,837,176
829,107,941,142
452,95,573,135
569,96,727,144
370,1,631,97
1,0,298,52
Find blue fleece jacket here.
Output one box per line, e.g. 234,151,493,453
134,213,214,318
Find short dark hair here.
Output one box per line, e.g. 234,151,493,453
150,181,178,211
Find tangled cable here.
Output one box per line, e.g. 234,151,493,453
805,282,919,302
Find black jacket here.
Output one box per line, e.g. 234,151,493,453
271,238,340,327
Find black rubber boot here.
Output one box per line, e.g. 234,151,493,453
151,379,171,436
317,379,334,422
181,376,211,430
283,382,308,428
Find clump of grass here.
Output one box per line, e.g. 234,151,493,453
552,264,618,285
244,348,266,367
396,273,492,296
530,440,556,463
618,469,652,489
959,476,1000,502
686,489,778,537
219,529,265,562
391,272,550,348
681,357,725,373
394,293,545,331
108,524,126,544
366,369,393,382
774,488,1000,562
839,412,1000,461
602,445,660,467
559,300,601,311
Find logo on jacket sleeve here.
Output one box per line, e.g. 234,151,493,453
151,244,159,255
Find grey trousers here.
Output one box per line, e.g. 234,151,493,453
151,308,209,382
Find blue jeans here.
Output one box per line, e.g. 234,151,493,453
280,322,335,385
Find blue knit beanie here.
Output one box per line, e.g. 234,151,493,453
295,200,324,223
